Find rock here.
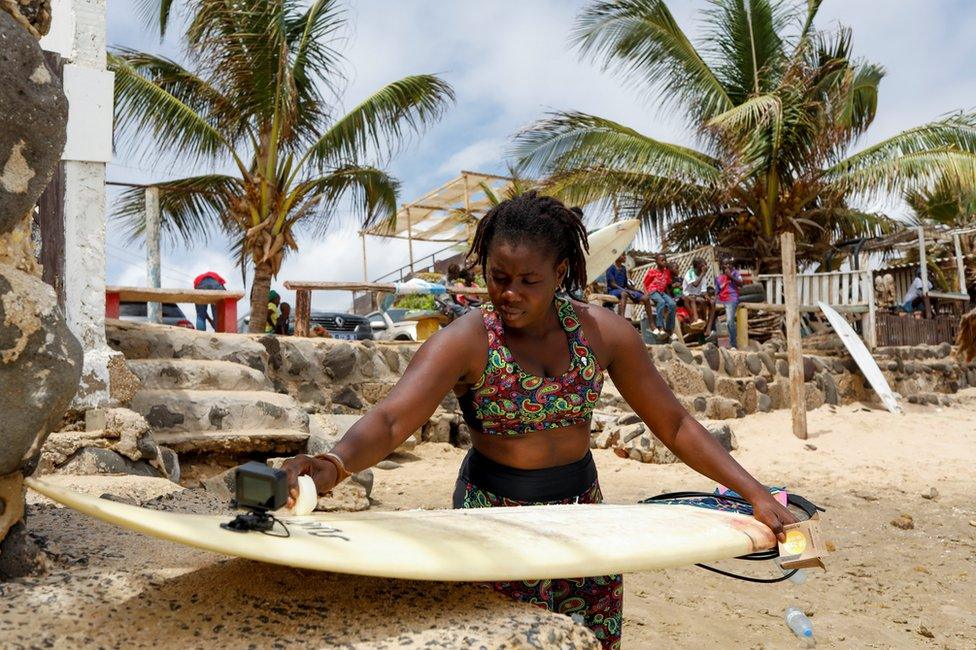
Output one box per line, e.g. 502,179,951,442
376,460,401,470
618,423,645,443
719,348,735,375
0,264,83,475
58,447,160,477
421,410,455,444
819,373,839,405
776,359,789,377
692,396,707,413
332,385,364,410
706,423,736,451
322,343,356,380
153,446,181,483
921,487,938,500
702,344,720,371
804,443,817,451
593,428,620,449
104,408,155,461
617,412,641,426
757,393,772,412
453,422,472,449
0,472,25,543
705,396,741,420
745,354,763,376
802,357,816,382
754,376,768,394
672,341,694,364
350,470,374,499
759,352,775,374
890,514,914,530
0,12,68,233
306,413,341,454
804,385,825,411
107,353,141,405
664,360,707,394
917,625,934,639
655,346,672,363
701,365,716,392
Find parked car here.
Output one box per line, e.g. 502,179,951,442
366,308,417,341
237,311,373,340
119,301,194,329
310,311,373,341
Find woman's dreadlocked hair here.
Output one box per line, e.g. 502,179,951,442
466,191,589,293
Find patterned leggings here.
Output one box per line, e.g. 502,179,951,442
455,480,623,650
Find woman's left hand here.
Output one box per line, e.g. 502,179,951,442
750,492,799,543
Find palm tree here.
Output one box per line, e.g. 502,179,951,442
515,0,976,271
111,0,454,332
903,177,976,293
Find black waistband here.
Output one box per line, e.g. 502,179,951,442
457,448,597,503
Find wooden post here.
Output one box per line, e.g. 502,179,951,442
295,289,311,337
360,231,369,281
781,232,807,439
406,208,414,273
863,270,877,349
145,186,162,323
953,233,966,294
736,306,749,348
917,226,931,318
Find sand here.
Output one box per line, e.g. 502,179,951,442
5,391,976,648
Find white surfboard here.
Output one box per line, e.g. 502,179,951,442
818,301,902,414
585,220,641,284
27,477,775,581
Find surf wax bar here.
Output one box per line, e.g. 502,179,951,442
778,513,827,571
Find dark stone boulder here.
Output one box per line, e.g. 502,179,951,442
0,12,67,234
0,265,82,475
323,343,357,380
702,344,720,371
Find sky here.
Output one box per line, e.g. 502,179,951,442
103,0,976,315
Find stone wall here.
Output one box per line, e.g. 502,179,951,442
107,322,976,427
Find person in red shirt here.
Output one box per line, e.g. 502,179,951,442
192,271,227,331
642,254,677,339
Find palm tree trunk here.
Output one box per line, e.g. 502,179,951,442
248,262,273,333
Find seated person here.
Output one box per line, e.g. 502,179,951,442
682,258,710,326
605,254,654,320
901,270,932,317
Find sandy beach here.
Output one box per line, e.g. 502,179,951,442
1,392,973,648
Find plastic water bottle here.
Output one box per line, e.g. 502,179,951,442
784,607,815,646
778,560,808,585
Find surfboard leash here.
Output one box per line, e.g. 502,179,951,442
639,491,824,584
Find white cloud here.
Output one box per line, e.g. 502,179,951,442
104,0,976,310
437,138,507,175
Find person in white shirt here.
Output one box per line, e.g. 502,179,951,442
901,270,931,315
681,258,709,326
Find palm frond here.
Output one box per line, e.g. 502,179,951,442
112,174,243,246
288,165,400,236
573,0,733,124
109,52,241,168
703,0,789,102
515,111,723,183
304,74,455,168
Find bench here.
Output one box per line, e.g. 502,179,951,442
105,286,244,333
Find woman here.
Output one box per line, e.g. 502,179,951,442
282,192,795,649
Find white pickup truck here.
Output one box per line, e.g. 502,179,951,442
366,308,418,341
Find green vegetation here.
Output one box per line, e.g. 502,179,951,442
110,0,454,331
517,0,976,270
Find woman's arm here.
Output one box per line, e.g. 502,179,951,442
282,314,481,503
602,316,796,539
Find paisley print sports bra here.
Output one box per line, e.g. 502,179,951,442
466,296,604,436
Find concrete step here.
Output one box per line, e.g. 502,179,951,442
130,389,309,433
127,359,272,392
154,429,309,455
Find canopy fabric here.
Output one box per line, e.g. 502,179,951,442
363,171,529,242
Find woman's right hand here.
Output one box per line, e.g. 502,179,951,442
280,454,338,509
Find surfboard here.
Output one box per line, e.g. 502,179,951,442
818,301,902,414
585,220,641,285
27,477,775,581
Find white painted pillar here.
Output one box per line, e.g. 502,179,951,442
42,0,118,408
953,234,966,295
145,186,161,323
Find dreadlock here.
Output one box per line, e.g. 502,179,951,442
466,191,589,293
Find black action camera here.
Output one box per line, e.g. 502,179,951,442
220,461,289,533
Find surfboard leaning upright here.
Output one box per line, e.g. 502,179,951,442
818,301,902,414
27,477,775,581
584,220,641,285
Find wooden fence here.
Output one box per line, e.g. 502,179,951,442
875,312,959,347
